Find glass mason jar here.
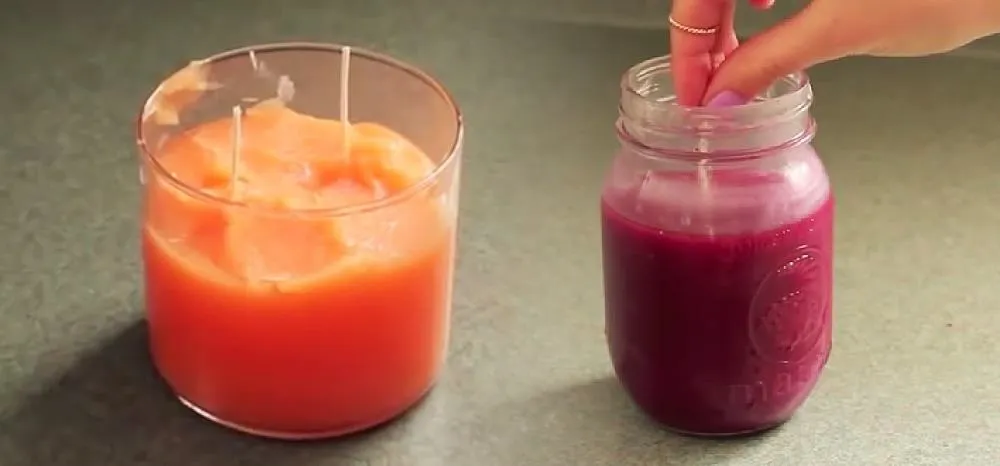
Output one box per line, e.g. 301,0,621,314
601,56,833,436
136,43,462,440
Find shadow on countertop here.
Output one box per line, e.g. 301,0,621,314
0,321,398,466
0,320,775,466
461,378,775,466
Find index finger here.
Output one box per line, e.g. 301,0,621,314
670,0,729,105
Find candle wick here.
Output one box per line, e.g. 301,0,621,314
230,105,243,198
249,50,259,72
697,158,710,195
340,46,352,159
695,123,712,213
248,49,274,79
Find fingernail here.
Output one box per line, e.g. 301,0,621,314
706,90,747,107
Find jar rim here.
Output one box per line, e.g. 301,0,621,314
621,54,812,121
617,55,815,159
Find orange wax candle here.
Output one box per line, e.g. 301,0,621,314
137,44,462,440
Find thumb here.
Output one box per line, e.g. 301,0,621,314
702,2,850,104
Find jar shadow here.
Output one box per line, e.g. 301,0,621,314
0,318,401,466
476,377,778,466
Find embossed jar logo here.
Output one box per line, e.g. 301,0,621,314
748,246,830,364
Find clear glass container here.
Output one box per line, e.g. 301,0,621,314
601,56,833,436
136,43,462,440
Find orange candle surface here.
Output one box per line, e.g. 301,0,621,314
142,101,455,437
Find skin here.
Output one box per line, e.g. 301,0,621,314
669,0,1000,106
670,0,773,106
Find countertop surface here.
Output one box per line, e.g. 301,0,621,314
2,1,999,465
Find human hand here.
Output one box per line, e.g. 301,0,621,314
669,0,776,106
689,0,1000,104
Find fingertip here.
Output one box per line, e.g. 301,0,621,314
706,90,749,107
670,55,711,106
702,5,837,104
673,74,707,107
700,59,776,106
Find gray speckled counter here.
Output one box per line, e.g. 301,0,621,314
1,1,999,464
